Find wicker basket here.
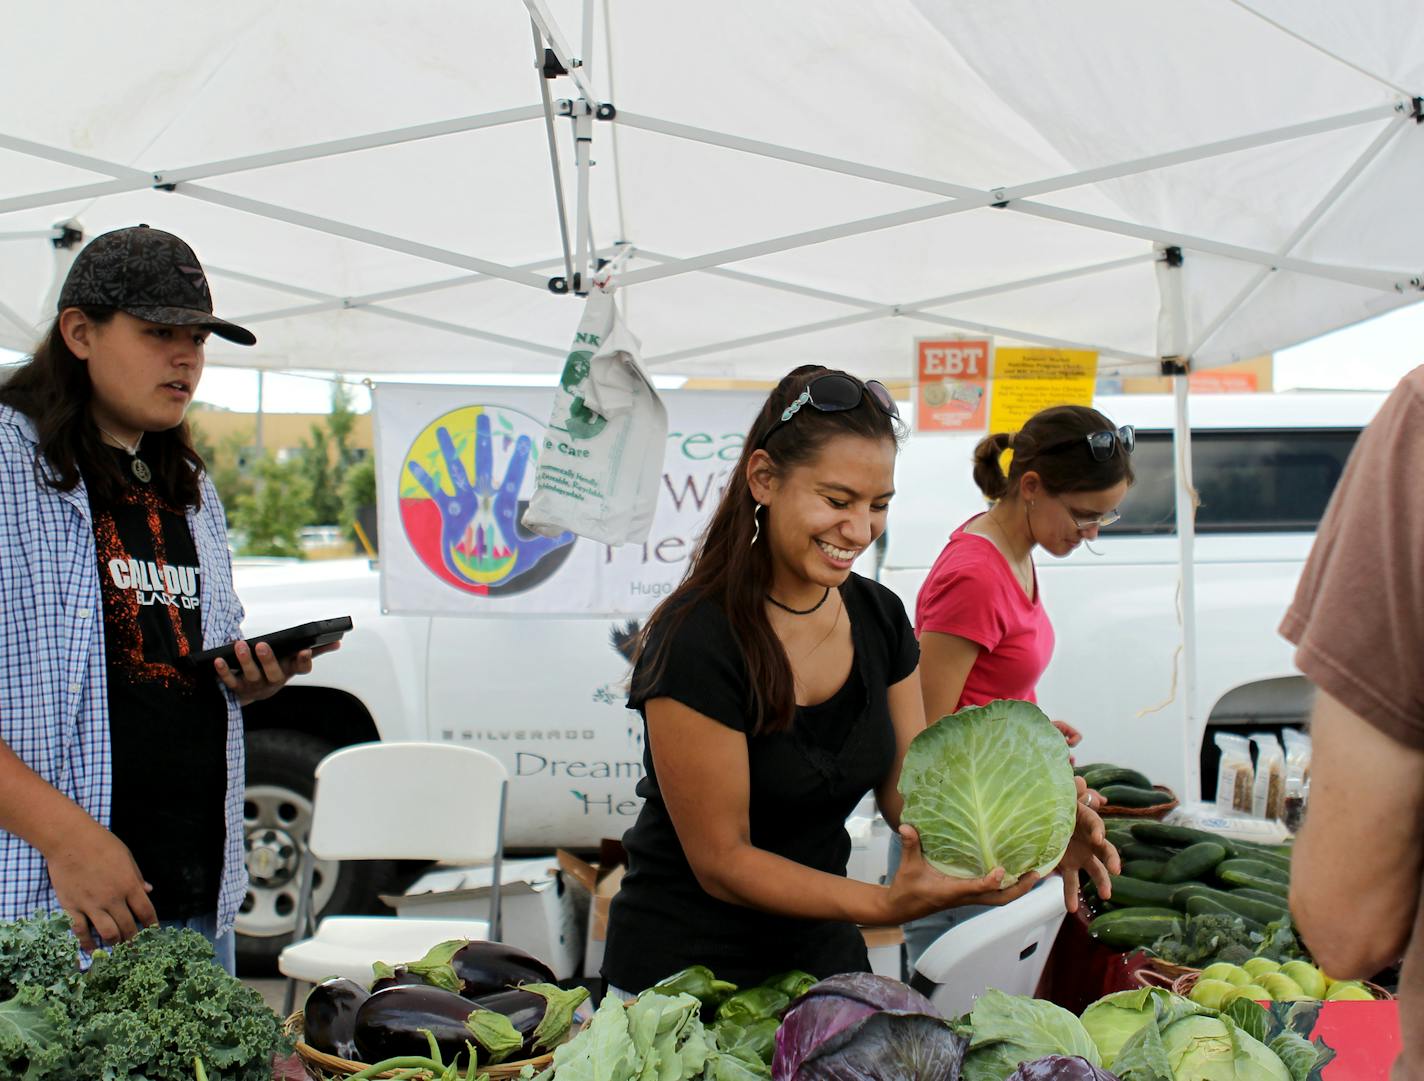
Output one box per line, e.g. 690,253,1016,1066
284,1011,559,1079
1171,971,1393,1002
1098,785,1179,819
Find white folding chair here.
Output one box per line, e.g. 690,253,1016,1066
278,742,508,1013
909,878,1067,1019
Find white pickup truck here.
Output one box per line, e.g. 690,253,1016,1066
231,389,1383,967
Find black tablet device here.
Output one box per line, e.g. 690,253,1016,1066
183,616,352,671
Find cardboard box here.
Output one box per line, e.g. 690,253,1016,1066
558,844,906,982
380,856,581,978
557,844,627,978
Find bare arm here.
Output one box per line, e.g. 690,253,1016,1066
646,697,1036,925
874,668,927,830
918,631,981,725
0,737,156,950
1291,691,1424,978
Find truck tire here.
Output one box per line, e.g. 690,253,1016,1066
236,728,393,974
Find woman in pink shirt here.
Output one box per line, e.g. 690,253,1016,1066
898,405,1135,966
916,405,1134,732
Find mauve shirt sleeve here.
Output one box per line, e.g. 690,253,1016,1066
1279,366,1424,748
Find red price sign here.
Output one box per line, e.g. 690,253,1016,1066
916,339,990,432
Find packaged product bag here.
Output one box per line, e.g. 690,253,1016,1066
523,285,667,545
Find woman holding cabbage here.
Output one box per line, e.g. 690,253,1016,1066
898,404,1134,961
601,368,1117,995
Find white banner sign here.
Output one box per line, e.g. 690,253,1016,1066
373,384,763,616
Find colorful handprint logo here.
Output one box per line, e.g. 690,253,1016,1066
400,405,576,595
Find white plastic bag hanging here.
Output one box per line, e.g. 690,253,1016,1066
522,283,667,546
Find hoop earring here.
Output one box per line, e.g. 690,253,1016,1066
750,503,763,547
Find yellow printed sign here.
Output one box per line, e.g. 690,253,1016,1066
987,348,1098,434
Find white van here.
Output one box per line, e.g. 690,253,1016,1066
230,389,1383,967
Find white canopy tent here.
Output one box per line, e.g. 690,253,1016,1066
3,1,1422,797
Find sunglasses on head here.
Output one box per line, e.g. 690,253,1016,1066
758,374,899,449
1040,425,1135,462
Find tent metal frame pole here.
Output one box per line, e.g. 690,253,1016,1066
643,253,1159,365
0,297,35,338
572,103,594,292
0,106,544,215
172,183,550,288
1171,373,1201,802
1188,118,1407,357
1007,201,1414,294
221,250,609,322
616,104,1396,204
201,264,564,357
617,198,981,286
521,0,597,103
156,106,546,185
0,230,62,242
532,21,575,288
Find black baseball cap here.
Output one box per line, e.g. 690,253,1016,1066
56,224,256,346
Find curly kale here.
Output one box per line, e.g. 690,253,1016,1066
0,918,289,1081
71,926,290,1080
0,911,81,999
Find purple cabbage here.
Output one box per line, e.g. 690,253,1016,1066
773,974,963,1081
1006,1056,1122,1081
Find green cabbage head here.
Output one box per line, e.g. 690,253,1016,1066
898,699,1076,885
1161,1015,1291,1080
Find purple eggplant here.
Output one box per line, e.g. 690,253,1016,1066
354,982,588,1068
369,963,432,994
302,978,370,1059
468,985,589,1060
402,939,557,999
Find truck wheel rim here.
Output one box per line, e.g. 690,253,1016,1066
238,784,340,939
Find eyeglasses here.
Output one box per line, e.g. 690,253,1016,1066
1062,501,1122,532
758,374,900,448
1041,425,1136,462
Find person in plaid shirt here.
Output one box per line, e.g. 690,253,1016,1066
0,226,335,972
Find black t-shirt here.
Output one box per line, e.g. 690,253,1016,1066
602,573,919,991
85,448,228,920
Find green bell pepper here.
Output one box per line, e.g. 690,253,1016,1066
761,969,818,999
715,986,790,1026
652,965,739,1009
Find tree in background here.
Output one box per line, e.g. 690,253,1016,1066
300,381,359,525
232,457,313,558
191,416,256,525
341,458,377,547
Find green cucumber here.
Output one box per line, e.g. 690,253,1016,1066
1106,829,1137,852
1220,891,1290,924
1216,858,1289,885
1217,867,1290,898
1120,843,1178,863
1073,762,1116,777
1185,893,1265,931
1169,882,1218,910
1129,822,1241,857
1159,841,1228,884
1230,887,1293,911
1107,873,1177,906
1120,860,1167,882
1098,784,1174,808
1082,765,1154,790
1088,907,1184,950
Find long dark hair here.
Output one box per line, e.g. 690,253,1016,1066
972,404,1133,501
0,308,206,508
634,365,902,736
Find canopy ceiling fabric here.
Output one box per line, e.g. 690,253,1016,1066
2,0,1421,379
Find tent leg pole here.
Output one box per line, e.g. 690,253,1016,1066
573,105,593,293
1172,373,1200,802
